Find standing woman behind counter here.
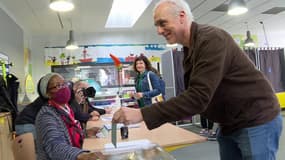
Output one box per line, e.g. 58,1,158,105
131,55,164,107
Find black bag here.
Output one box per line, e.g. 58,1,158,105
0,75,18,131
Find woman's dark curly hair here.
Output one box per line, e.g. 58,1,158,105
133,55,152,73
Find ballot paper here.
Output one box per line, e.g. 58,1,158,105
101,116,112,122
111,123,117,148
104,123,140,130
104,139,153,154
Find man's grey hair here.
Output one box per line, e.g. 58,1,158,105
153,0,194,20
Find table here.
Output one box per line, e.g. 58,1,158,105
83,114,206,151
0,112,14,160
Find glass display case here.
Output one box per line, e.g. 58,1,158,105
51,62,136,89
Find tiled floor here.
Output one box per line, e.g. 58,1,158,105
170,111,285,160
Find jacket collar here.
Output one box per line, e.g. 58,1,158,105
183,21,198,60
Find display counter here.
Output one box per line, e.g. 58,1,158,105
51,62,136,88
89,87,137,109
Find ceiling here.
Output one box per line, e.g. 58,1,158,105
0,0,285,39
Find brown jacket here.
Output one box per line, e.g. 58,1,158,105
141,22,280,134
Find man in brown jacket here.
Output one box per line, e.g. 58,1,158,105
112,0,283,159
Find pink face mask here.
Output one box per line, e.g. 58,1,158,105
51,87,71,104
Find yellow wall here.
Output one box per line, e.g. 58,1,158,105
276,92,285,109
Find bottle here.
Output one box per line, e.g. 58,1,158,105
114,94,121,107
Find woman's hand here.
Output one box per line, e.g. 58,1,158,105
104,107,112,114
86,127,101,138
89,116,99,121
90,111,100,117
133,92,143,99
89,111,100,121
77,152,105,160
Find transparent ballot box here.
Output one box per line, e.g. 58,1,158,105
93,139,176,160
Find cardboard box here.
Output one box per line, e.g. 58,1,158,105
0,112,14,160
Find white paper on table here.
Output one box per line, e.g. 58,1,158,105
104,139,155,154
104,123,140,130
100,115,113,122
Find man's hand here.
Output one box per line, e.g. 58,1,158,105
112,107,143,125
134,92,143,99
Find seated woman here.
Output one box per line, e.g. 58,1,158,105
70,80,111,122
75,81,112,109
15,79,101,139
35,73,99,160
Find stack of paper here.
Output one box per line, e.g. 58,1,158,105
104,139,154,153
100,140,176,160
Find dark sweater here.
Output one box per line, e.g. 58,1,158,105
141,22,280,134
15,97,46,125
35,106,84,160
16,97,106,125
69,99,91,123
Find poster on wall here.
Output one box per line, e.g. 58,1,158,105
23,48,35,94
24,48,32,76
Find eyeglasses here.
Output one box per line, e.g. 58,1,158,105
76,88,85,94
48,82,68,90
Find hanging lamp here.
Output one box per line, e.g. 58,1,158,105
49,0,74,12
244,30,254,47
65,30,79,50
228,0,248,16
244,22,254,47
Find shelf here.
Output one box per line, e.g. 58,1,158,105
51,62,136,88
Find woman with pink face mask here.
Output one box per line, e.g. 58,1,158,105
35,73,101,160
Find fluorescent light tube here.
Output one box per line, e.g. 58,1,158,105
105,0,152,28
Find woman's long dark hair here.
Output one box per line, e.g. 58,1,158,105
133,55,161,77
133,55,152,73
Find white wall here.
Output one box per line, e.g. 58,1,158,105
34,30,164,46
257,31,285,48
227,26,285,48
0,7,24,94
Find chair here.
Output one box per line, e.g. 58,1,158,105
12,133,36,160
